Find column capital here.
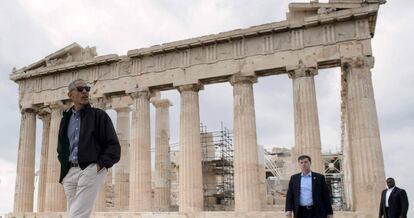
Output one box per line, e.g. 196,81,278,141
287,61,318,79
91,97,109,110
177,83,204,93
114,107,131,113
20,107,37,115
229,74,257,86
37,108,51,121
46,101,66,110
129,88,152,99
108,95,133,110
341,56,375,73
151,98,173,108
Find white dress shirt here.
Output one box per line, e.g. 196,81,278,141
385,186,395,207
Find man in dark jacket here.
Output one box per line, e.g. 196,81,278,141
59,79,120,218
285,155,333,218
379,177,409,218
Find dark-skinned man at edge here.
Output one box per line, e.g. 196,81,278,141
379,177,409,218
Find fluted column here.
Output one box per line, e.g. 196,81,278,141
178,84,204,212
129,90,152,211
342,57,385,213
93,98,109,211
230,75,261,212
288,64,324,173
37,111,51,212
114,107,130,210
341,68,354,210
44,103,66,212
152,98,172,211
13,108,37,212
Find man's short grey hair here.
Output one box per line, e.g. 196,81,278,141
68,79,86,92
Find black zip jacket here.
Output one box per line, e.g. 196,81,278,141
57,104,120,183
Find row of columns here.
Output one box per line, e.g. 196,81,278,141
13,57,385,213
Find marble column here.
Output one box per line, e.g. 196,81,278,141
93,98,110,212
288,65,324,173
44,103,66,212
341,68,354,210
152,98,172,211
342,57,385,213
230,75,261,211
178,84,204,212
129,90,152,211
37,111,51,212
13,108,36,212
114,107,130,210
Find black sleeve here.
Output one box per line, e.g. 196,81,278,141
379,191,384,217
285,175,294,212
400,189,409,217
56,117,65,162
321,175,333,215
97,111,121,169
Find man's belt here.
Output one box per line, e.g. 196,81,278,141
299,205,314,210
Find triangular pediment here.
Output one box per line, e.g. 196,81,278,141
14,42,97,73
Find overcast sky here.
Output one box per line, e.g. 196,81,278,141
0,0,413,216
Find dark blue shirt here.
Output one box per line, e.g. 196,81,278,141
67,109,80,163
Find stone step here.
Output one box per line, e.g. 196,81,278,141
6,211,372,218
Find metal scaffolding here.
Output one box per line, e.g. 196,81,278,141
200,122,234,210
323,153,345,210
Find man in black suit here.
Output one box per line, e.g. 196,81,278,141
379,177,409,218
285,155,333,218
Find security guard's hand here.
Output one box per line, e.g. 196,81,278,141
285,211,292,217
327,215,333,218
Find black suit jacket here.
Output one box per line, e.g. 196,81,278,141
285,171,333,218
379,187,409,218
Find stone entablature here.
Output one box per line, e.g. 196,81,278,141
10,3,380,110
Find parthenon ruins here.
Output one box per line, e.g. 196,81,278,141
8,0,386,217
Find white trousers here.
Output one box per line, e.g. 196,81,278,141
62,163,107,218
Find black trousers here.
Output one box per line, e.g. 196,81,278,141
297,205,316,218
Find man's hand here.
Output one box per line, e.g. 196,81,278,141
327,215,333,218
285,211,292,217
